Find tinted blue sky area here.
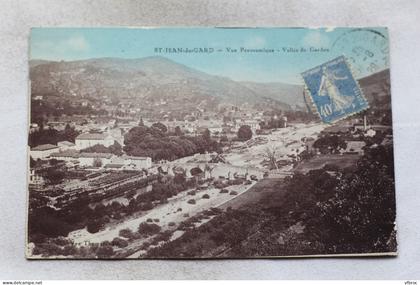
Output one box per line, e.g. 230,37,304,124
31,27,389,84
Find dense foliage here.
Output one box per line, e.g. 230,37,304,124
28,174,195,243
313,134,347,154
80,141,123,155
29,124,80,147
146,145,396,257
123,125,220,160
31,98,108,126
237,125,253,141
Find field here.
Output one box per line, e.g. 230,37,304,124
218,178,284,210
293,154,360,174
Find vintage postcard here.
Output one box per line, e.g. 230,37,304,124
27,27,396,259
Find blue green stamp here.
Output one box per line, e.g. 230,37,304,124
301,56,369,124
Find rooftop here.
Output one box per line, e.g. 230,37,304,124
79,152,113,159
76,133,108,140
104,163,124,169
31,144,59,151
123,155,150,160
57,141,75,146
50,150,80,158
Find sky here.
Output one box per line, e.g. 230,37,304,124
30,27,389,84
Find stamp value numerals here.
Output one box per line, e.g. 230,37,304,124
301,55,369,124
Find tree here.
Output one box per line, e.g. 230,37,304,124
316,146,396,253
81,144,110,153
151,122,168,133
298,149,314,161
63,124,79,143
220,135,228,143
204,164,215,179
96,245,114,258
138,222,161,236
108,141,123,155
263,146,279,170
111,237,129,248
124,125,219,161
28,207,73,238
45,168,65,185
86,219,102,233
202,128,211,141
313,135,347,154
119,228,134,239
237,125,252,141
93,158,102,168
174,126,183,136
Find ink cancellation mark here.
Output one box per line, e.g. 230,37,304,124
332,28,389,78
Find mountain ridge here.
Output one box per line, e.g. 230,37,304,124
29,56,390,112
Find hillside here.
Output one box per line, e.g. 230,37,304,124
29,57,391,114
29,56,301,111
357,68,392,115
240,81,305,109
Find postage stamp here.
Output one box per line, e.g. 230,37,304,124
301,55,369,124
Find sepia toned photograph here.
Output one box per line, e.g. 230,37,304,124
27,27,396,259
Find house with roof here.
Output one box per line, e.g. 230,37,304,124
30,144,60,160
57,141,76,151
29,169,45,190
232,118,261,134
321,125,351,135
104,163,124,170
123,155,152,169
105,155,152,170
344,140,366,155
49,150,80,162
75,133,115,150
78,152,113,167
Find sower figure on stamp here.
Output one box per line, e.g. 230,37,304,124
317,66,354,113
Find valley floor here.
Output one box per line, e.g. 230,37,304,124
65,123,326,258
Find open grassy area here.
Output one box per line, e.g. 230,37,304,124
293,154,359,174
218,178,284,210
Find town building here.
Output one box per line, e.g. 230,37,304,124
75,133,115,150
322,125,351,135
104,163,124,170
304,137,316,153
108,128,124,146
28,169,45,190
123,155,152,169
30,144,60,160
49,150,79,162
233,118,261,134
29,123,40,134
57,141,76,151
107,155,152,170
78,152,113,167
365,128,376,137
344,140,366,155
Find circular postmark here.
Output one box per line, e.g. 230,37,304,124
331,28,389,78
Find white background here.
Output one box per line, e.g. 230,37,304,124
0,0,419,280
